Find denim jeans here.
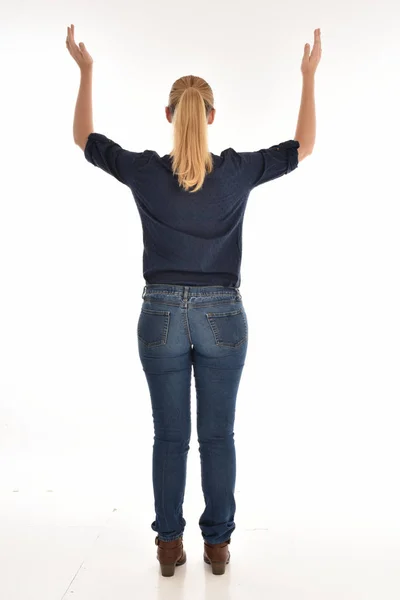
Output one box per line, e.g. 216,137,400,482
137,284,248,545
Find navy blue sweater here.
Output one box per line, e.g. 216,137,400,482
84,133,300,288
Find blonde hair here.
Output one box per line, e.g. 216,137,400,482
168,75,215,193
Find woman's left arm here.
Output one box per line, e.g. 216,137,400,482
73,68,94,149
66,24,94,149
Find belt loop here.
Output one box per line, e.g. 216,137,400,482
236,287,242,301
142,285,147,299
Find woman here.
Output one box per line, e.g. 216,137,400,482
66,25,322,577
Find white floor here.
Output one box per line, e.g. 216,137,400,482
2,486,400,600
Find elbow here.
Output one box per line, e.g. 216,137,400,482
74,131,92,150
74,137,88,152
297,143,314,162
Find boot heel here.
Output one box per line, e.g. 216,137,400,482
204,555,228,575
210,561,227,575
156,536,186,577
160,563,176,577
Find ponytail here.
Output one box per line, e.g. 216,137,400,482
168,76,215,193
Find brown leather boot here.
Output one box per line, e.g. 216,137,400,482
203,538,231,575
155,536,187,577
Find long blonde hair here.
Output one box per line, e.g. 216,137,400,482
168,75,215,193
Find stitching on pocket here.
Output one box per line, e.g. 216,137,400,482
137,308,171,347
206,308,248,348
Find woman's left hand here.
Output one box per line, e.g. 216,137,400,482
66,24,93,70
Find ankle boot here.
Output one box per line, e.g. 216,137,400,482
155,536,186,577
203,538,231,575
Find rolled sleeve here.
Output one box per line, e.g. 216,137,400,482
239,139,300,189
84,132,140,186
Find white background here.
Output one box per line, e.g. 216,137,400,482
1,1,400,598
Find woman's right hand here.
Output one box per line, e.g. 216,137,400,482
301,28,322,77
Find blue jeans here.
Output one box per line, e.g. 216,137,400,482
137,284,248,545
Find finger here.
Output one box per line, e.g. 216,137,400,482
311,30,322,56
304,43,310,57
68,26,80,53
314,29,321,48
68,24,76,45
66,35,79,59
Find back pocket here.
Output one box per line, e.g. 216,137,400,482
206,308,248,348
137,308,171,347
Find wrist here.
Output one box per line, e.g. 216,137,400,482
80,65,93,77
302,72,315,83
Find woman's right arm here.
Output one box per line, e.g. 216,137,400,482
295,29,322,162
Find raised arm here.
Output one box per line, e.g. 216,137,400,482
295,29,322,162
66,24,94,150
